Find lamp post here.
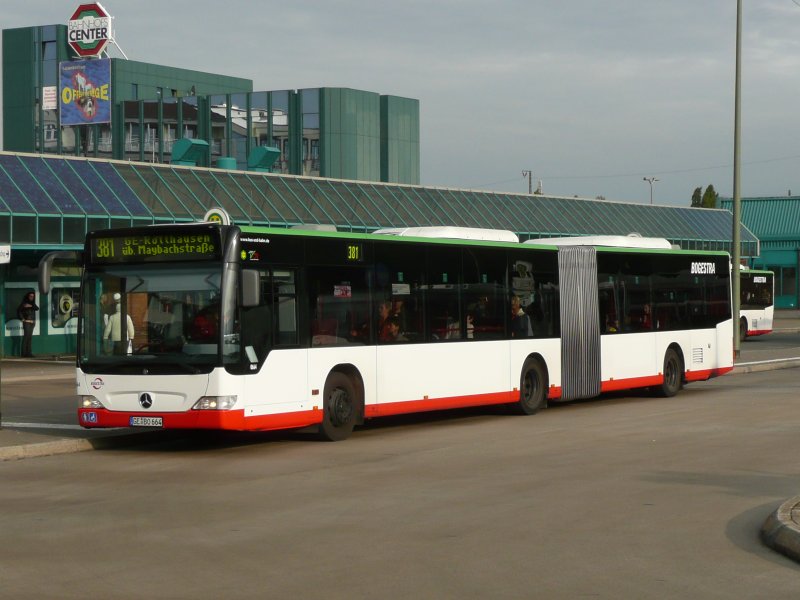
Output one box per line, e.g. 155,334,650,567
522,170,532,194
732,0,743,358
643,176,659,205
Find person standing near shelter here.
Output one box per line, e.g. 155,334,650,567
17,290,39,357
104,292,135,354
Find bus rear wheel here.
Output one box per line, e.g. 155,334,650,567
656,348,683,398
516,358,548,415
319,372,358,441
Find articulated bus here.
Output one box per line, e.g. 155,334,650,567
39,222,734,441
739,266,775,340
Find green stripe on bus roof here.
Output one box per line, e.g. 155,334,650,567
237,225,730,256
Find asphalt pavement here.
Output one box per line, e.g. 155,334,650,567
2,311,800,563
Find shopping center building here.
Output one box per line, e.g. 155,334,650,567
3,23,420,183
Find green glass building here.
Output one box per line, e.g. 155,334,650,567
2,24,421,185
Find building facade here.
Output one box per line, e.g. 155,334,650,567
3,24,420,185
719,196,800,309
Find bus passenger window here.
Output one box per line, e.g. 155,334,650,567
308,266,369,347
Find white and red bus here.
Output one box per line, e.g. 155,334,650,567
39,223,734,441
739,266,774,340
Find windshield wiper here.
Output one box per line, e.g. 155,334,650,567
172,362,203,375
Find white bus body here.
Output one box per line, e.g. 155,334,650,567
53,223,733,439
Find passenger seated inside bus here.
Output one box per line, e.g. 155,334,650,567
391,297,408,331
381,315,406,343
629,303,655,331
511,295,532,338
377,300,392,342
189,303,219,341
464,295,501,339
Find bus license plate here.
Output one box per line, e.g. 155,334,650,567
130,416,163,427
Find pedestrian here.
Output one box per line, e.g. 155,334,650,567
17,290,39,357
103,292,135,354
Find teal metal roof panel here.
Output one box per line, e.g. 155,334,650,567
720,196,800,241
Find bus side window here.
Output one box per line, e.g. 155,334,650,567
427,247,461,342
307,266,369,346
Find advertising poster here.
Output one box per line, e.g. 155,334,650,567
59,58,111,125
50,286,80,335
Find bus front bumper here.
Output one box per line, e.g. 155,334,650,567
77,407,323,432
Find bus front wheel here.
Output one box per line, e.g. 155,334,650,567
656,348,683,398
516,358,548,415
740,317,748,342
319,372,358,441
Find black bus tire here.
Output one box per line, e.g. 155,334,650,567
516,358,548,415
657,348,683,398
740,317,748,342
318,372,358,441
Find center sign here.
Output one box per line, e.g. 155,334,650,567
68,3,112,57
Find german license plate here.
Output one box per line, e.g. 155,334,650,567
130,416,163,427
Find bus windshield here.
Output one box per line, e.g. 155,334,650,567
79,263,236,374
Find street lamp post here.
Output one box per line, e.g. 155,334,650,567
522,170,532,194
643,176,659,205
732,0,743,358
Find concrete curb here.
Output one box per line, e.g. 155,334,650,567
761,496,800,563
1,375,74,384
733,358,800,374
0,430,172,462
0,438,95,461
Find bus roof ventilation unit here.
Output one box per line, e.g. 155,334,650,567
525,234,674,249
291,224,338,232
372,226,519,243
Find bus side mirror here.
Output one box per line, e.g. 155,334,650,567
38,251,83,296
241,269,260,307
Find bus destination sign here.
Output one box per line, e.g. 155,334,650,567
90,232,220,264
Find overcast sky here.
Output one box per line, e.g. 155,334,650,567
3,1,800,207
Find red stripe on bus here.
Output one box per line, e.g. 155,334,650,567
601,375,663,393
365,391,519,418
600,365,733,391
684,366,733,382
747,329,772,336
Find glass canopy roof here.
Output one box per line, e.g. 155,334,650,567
0,151,759,256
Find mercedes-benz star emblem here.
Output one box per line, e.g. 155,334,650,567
139,393,153,409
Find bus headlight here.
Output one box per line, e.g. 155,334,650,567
192,395,238,410
80,395,105,409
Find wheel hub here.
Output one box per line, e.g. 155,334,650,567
329,388,352,426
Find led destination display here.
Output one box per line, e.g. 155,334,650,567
89,232,221,264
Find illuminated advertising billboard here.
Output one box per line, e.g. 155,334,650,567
59,58,111,126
